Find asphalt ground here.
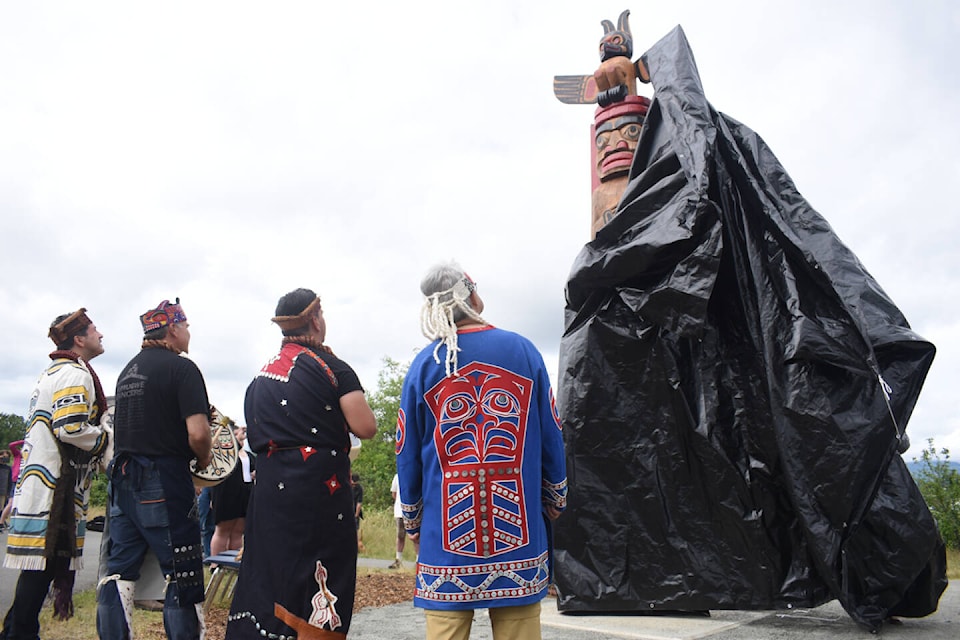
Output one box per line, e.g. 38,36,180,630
348,585,959,639
2,529,957,638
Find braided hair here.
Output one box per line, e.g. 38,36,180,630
419,261,484,377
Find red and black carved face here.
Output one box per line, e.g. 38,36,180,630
599,10,633,62
595,114,645,181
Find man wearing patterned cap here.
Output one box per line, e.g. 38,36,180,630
226,288,377,639
97,298,213,640
396,261,568,640
2,309,110,639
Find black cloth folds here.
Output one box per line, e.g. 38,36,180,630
553,25,946,632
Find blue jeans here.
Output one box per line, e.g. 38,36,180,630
96,455,205,640
0,560,67,640
197,487,214,557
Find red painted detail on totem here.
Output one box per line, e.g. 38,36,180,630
601,149,635,174
594,94,650,125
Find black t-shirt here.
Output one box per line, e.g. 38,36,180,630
114,348,210,459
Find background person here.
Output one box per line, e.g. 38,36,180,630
96,298,212,640
351,471,365,553
0,441,23,531
389,472,418,569
210,423,255,555
396,262,567,640
227,288,377,639
197,486,214,558
1,310,110,638
0,451,10,530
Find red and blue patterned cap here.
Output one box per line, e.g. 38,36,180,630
140,298,187,333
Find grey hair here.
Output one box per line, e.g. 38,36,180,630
419,261,484,377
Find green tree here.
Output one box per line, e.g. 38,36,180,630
90,472,109,507
0,412,27,449
913,439,960,549
352,357,409,511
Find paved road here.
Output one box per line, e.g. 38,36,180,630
1,528,103,611
349,584,960,639
2,529,957,638
1,528,160,612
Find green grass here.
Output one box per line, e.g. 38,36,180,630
358,507,418,562
39,586,165,640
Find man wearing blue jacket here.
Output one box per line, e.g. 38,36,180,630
397,261,567,640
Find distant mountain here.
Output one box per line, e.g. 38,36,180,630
906,459,960,478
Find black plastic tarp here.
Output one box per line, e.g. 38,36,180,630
554,26,946,632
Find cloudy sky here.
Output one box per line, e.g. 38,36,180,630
1,1,957,461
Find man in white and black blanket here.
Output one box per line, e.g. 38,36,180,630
1,308,110,639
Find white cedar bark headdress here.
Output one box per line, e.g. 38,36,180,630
420,273,483,377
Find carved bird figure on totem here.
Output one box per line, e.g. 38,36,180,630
599,9,633,62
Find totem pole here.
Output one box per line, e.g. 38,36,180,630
554,10,651,237
554,18,947,628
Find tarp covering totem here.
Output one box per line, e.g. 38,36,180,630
554,25,947,632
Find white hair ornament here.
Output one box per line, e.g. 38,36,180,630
420,277,484,377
